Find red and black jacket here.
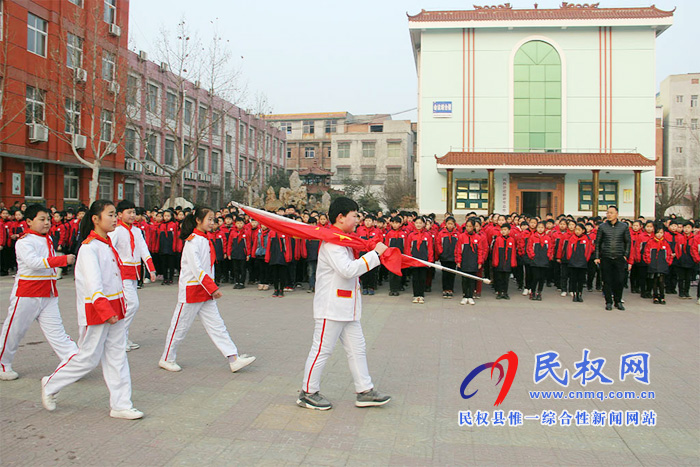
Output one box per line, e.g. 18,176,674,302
566,234,594,269
492,234,517,272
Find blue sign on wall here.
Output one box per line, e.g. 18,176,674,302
433,101,453,117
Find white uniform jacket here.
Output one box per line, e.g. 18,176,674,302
75,232,126,326
178,229,219,304
313,242,380,321
12,230,68,298
108,221,155,280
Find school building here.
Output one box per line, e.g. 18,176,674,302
408,4,674,218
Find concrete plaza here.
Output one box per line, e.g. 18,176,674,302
0,273,698,466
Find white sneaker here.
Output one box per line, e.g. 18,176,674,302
412,297,420,303
561,291,567,297
144,278,151,284
158,360,182,372
41,376,56,411
522,288,529,296
460,298,468,305
230,354,256,373
697,298,700,305
418,297,425,304
0,369,19,381
126,340,140,351
468,298,476,305
570,292,574,296
110,408,144,420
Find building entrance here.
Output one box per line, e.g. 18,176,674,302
522,191,552,218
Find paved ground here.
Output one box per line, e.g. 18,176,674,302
0,272,698,466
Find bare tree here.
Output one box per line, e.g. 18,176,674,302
40,5,127,204
127,18,245,207
656,178,688,217
382,176,417,210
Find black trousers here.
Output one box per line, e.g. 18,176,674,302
650,273,666,299
361,268,377,290
162,254,177,281
677,267,693,297
559,261,570,292
412,267,428,297
531,266,547,293
666,265,678,292
569,267,586,294
271,264,287,291
512,259,524,289
494,270,510,294
441,261,456,291
461,275,476,298
232,259,246,284
601,257,627,305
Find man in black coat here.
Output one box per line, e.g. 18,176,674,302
594,206,631,310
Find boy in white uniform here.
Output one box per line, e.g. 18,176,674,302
297,197,391,410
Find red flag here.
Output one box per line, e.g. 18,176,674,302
236,204,424,275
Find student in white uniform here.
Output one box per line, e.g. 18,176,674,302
158,206,255,373
0,204,77,381
109,200,156,351
41,200,143,420
297,197,392,410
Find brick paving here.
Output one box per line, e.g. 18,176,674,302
0,273,698,466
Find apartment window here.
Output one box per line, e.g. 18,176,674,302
68,0,83,6
248,128,254,148
125,128,137,158
102,52,115,81
64,168,79,200
303,120,314,134
212,112,220,135
386,167,402,183
286,148,292,159
101,110,113,141
224,171,232,192
164,138,175,166
166,91,177,120
184,100,193,124
27,13,47,57
675,95,683,103
280,121,292,134
336,167,350,180
98,173,113,200
25,86,45,124
249,162,254,180
455,179,488,210
337,142,350,158
197,147,206,172
25,162,44,198
146,84,158,113
66,33,83,69
676,118,684,127
691,95,698,108
239,123,246,143
146,133,157,160
387,141,401,157
226,134,233,153
124,183,135,202
370,124,383,133
126,75,138,105
199,106,207,131
325,120,336,134
64,98,81,134
327,146,331,158
691,119,698,130
675,147,683,154
238,158,245,179
579,180,618,212
362,142,376,158
304,147,315,158
361,167,376,184
104,0,116,24
211,150,219,174
196,188,207,204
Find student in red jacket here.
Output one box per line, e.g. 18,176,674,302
566,223,594,303
357,215,381,295
158,210,179,285
0,208,10,276
385,216,408,296
455,218,487,305
527,222,555,301
629,220,654,298
405,216,433,304
436,217,459,298
551,219,569,293
492,224,517,300
644,223,674,304
266,228,293,297
664,220,681,294
689,227,700,304
227,217,251,289
675,220,696,299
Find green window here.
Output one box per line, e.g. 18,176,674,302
455,179,488,210
578,180,618,212
514,41,561,152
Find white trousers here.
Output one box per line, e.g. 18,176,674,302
302,319,373,394
43,320,133,411
0,296,77,372
122,280,139,344
161,301,237,363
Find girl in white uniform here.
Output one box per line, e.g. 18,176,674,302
41,200,143,420
159,206,255,373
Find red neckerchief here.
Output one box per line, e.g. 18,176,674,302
26,229,55,259
192,228,215,267
87,230,123,269
118,220,135,255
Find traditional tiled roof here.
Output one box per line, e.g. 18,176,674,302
265,112,348,121
435,152,656,167
298,167,333,176
408,5,674,23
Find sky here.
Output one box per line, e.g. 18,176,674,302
129,0,700,121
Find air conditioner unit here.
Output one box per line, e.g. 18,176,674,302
159,62,169,73
126,159,143,172
204,174,212,182
105,142,118,154
108,81,120,94
72,134,87,149
74,67,88,83
154,167,165,176
28,124,49,143
184,170,196,180
108,23,121,37
138,50,148,61
193,80,201,89
198,173,208,181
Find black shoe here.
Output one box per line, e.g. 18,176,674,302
503,294,510,300
653,297,659,304
425,286,432,293
659,299,666,305
272,290,279,297
495,293,503,300
615,302,625,311
605,303,613,310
